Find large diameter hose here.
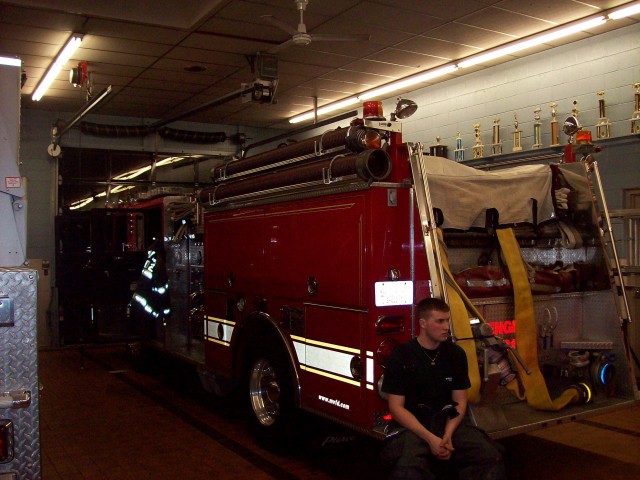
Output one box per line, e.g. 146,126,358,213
200,149,391,203
211,125,369,180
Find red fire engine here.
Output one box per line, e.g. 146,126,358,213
128,100,638,443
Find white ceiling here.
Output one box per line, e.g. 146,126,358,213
1,0,638,130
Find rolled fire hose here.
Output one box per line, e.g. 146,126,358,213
496,228,580,409
200,148,391,204
211,125,369,181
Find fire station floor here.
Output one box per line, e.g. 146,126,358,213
38,344,640,480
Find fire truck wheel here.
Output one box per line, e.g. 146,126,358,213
246,341,295,440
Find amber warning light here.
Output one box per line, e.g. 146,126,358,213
363,101,384,119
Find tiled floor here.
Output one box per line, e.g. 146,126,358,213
37,345,640,480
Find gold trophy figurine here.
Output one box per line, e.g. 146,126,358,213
550,102,560,146
532,107,542,149
596,91,611,139
454,131,465,162
632,83,640,134
472,123,484,159
512,113,522,152
491,117,502,155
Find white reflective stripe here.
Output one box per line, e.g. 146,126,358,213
301,365,360,387
207,337,230,346
291,334,359,354
292,335,362,385
206,315,235,325
366,357,374,384
367,384,374,390
306,343,354,378
293,340,305,363
204,318,234,346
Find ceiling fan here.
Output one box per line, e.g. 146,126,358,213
262,0,370,54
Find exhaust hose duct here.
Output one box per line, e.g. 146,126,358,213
80,121,152,138
79,122,228,144
157,127,227,144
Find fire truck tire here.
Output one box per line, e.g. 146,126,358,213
246,340,296,441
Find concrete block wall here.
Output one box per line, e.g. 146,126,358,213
399,22,640,155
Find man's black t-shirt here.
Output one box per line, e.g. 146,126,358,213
382,339,471,413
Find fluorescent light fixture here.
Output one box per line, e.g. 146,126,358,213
458,16,606,68
608,2,640,19
358,65,458,101
0,56,21,67
32,33,83,101
69,198,94,210
69,155,192,210
290,96,360,124
155,155,192,167
113,166,152,181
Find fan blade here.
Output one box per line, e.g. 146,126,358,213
266,38,296,54
261,14,299,36
308,33,371,42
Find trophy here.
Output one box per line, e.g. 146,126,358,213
632,83,640,134
454,131,465,162
595,91,611,139
472,123,484,159
532,107,542,149
550,102,560,146
490,117,502,155
563,101,581,144
429,136,448,157
512,113,522,152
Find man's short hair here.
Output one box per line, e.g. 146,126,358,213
417,297,450,320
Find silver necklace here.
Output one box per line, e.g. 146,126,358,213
418,341,439,365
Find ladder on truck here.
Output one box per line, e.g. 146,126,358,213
579,150,636,367
407,143,449,303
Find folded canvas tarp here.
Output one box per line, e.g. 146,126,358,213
423,156,555,230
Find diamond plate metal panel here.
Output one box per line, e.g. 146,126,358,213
0,268,40,480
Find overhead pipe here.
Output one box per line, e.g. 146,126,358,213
241,109,358,157
150,86,253,129
51,85,112,150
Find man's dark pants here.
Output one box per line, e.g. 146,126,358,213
382,420,507,480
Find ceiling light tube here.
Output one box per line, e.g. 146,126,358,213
358,65,458,101
289,66,457,124
458,16,606,68
608,1,640,19
289,96,360,124
69,198,94,210
32,33,83,101
0,56,21,67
